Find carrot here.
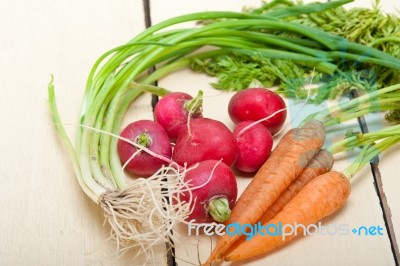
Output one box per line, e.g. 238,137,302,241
223,127,400,263
225,171,351,262
259,149,333,223
219,149,334,258
205,119,326,264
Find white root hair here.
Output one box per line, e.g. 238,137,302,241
98,163,194,263
73,124,221,263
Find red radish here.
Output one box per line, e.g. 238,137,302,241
172,118,238,167
117,120,172,176
154,91,203,141
180,160,237,223
233,120,273,173
228,88,287,135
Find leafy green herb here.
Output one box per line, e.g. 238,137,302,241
191,53,308,95
190,0,400,105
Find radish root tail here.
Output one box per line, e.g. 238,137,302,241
98,164,193,263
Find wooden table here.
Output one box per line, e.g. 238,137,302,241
1,0,399,265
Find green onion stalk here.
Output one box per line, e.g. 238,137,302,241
330,123,400,155
314,122,400,180
301,82,400,178
340,133,400,180
330,122,400,182
304,83,400,127
48,0,400,257
299,82,400,161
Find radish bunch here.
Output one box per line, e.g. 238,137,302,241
228,88,286,173
228,88,287,135
117,87,286,223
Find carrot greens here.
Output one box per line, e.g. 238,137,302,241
191,0,400,109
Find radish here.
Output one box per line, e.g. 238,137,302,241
233,120,273,173
117,120,172,176
180,160,237,223
154,91,203,141
172,118,238,167
228,88,287,135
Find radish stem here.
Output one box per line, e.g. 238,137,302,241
185,90,204,115
208,197,231,223
135,132,152,148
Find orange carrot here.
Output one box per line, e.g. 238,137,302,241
221,149,334,256
225,171,351,262
259,149,333,223
205,120,326,264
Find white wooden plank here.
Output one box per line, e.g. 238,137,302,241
0,1,167,265
150,0,398,265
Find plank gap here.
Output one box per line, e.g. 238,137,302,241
142,0,159,111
